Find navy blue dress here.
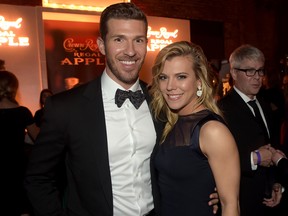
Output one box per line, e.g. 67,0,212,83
154,110,223,216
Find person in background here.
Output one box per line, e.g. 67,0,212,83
0,59,5,70
270,147,288,216
281,74,288,153
282,74,288,103
149,41,240,216
258,72,285,147
271,150,288,188
0,70,39,216
208,59,221,100
25,3,219,216
34,89,53,127
218,44,283,216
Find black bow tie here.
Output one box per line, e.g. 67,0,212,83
115,88,145,109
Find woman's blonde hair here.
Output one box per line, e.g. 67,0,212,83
149,41,221,142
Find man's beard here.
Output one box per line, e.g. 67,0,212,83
106,58,140,85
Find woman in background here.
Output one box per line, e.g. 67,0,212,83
0,70,39,216
34,88,53,127
149,41,240,215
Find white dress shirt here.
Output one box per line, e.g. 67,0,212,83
101,71,156,216
234,86,270,170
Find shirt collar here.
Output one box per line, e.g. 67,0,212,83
233,86,256,103
101,70,141,100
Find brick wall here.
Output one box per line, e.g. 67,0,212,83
1,0,287,70
133,0,288,70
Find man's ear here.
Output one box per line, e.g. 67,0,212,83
230,69,237,81
97,37,106,55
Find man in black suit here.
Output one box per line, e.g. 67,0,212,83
271,149,288,215
218,44,283,216
25,3,219,216
272,150,288,187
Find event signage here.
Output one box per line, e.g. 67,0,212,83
61,38,104,66
147,26,178,52
0,16,29,46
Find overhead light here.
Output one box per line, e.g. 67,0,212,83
42,0,130,12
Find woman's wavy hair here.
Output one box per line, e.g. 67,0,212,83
0,70,19,104
149,41,222,143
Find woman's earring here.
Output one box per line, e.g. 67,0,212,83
196,86,202,97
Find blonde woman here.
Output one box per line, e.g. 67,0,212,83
150,41,240,216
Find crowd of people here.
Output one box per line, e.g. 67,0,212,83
2,2,288,216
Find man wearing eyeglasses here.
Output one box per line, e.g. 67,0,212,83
218,44,283,216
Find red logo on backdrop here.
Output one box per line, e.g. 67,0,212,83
44,20,105,93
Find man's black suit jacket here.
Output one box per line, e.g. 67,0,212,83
218,88,276,215
25,76,164,216
276,158,288,188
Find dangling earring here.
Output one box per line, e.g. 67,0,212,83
196,86,202,97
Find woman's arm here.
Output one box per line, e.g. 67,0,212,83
200,121,240,216
27,123,40,141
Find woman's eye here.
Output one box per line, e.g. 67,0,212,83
158,75,167,80
178,75,187,79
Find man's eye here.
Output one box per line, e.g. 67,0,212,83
247,69,255,73
114,38,122,42
136,38,145,43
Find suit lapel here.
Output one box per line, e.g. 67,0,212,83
231,89,271,141
257,97,272,139
230,89,255,118
82,77,113,211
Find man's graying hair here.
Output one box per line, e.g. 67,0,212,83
99,3,148,41
229,44,265,69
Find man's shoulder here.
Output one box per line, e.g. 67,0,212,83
139,79,148,89
52,85,85,101
139,79,151,98
52,78,101,102
218,91,235,107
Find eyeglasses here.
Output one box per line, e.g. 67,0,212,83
234,68,265,77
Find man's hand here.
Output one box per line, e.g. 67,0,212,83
271,150,286,166
263,183,282,207
208,187,219,214
255,145,273,167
